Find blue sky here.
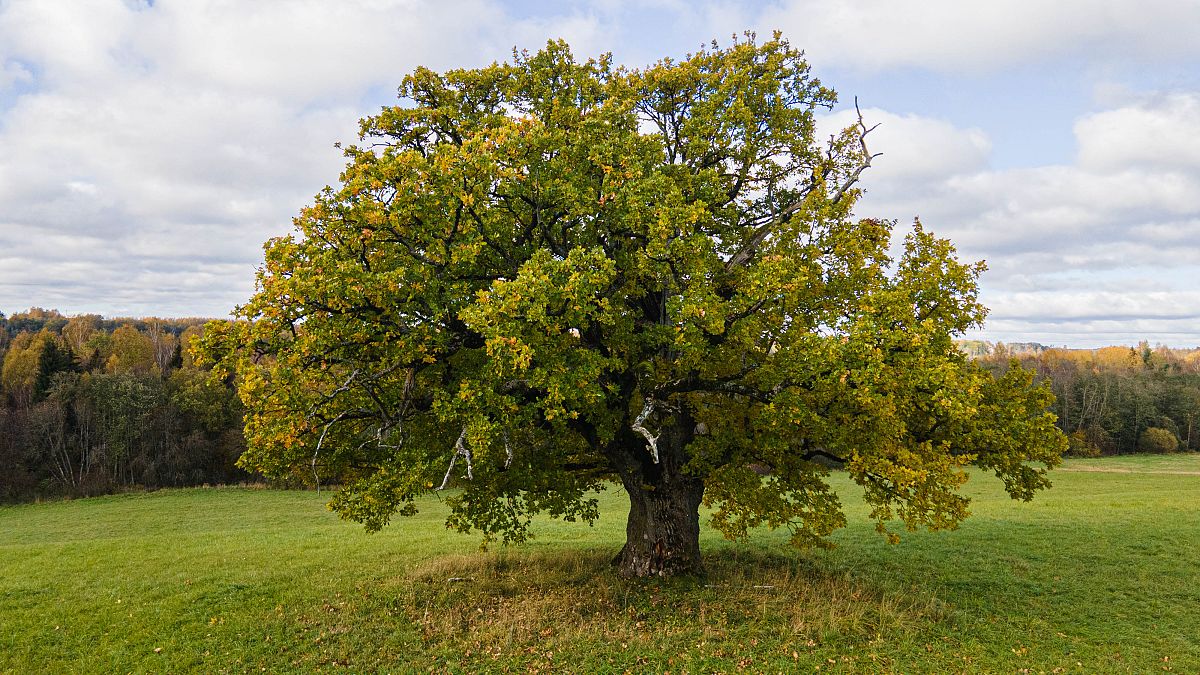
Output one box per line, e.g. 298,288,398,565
1,0,1198,347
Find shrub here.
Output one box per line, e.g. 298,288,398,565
1138,427,1179,454
1067,430,1102,457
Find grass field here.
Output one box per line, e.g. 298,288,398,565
2,454,1198,673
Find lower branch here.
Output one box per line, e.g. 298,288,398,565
312,410,353,494
799,447,848,465
437,427,473,490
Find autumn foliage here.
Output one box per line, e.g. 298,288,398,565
199,35,1067,576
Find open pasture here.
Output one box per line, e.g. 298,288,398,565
2,455,1197,673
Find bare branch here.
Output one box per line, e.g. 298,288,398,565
725,97,880,271
632,398,660,464
306,368,361,418
437,427,473,490
826,97,882,206
459,430,474,480
312,410,353,494
799,447,848,465
653,369,764,400
437,453,458,492
373,420,405,450
725,198,809,269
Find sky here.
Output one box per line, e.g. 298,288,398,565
1,0,1198,348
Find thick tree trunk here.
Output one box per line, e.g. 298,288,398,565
612,471,704,577
609,412,705,577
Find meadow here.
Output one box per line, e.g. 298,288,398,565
2,455,1197,673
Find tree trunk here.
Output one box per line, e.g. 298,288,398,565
609,412,705,577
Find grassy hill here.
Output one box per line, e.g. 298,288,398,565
2,455,1198,673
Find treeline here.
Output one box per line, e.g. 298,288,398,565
0,308,247,501
977,342,1200,456
4,305,1197,500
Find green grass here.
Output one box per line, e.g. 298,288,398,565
1060,452,1200,474
2,455,1198,673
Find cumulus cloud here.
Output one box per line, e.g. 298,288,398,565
755,0,1200,74
0,0,599,318
837,94,1200,345
2,0,1198,345
819,107,991,184
1076,93,1200,171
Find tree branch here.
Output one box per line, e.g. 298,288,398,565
725,98,880,270
437,427,473,490
826,98,882,206
631,398,660,464
798,447,848,465
312,409,354,494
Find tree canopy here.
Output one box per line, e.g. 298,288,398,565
199,34,1067,577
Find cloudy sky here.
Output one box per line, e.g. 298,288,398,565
2,0,1198,347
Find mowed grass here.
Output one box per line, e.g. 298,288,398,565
1,455,1197,673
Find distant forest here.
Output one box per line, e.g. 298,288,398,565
974,342,1200,456
2,308,1198,502
0,308,246,501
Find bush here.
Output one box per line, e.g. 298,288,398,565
1138,427,1180,454
1067,430,1103,457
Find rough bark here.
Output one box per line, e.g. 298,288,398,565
610,412,705,577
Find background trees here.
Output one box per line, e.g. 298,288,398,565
0,311,246,500
0,301,1192,514
977,342,1200,455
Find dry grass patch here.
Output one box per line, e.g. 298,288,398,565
373,546,945,670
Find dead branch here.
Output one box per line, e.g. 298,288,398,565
826,97,882,206
312,409,353,494
437,427,473,490
726,97,880,270
632,398,660,464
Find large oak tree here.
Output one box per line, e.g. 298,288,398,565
199,35,1066,577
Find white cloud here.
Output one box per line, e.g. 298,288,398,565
138,0,507,103
0,2,133,88
755,0,1200,74
987,290,1200,321
1076,93,1200,171
975,318,1200,349
842,93,1200,345
0,0,603,318
819,107,991,184
503,13,608,61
